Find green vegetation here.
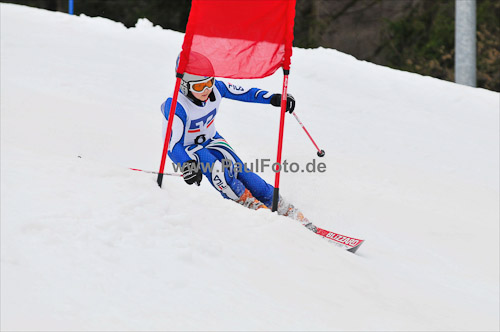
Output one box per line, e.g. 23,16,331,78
381,0,499,91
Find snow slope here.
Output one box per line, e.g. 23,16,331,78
1,4,499,331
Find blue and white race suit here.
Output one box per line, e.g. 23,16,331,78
161,80,275,206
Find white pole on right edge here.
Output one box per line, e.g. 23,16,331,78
455,0,476,87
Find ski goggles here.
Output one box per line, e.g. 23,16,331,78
189,77,215,93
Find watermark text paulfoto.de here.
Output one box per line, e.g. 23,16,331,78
173,158,327,174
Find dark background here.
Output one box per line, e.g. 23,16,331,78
3,0,499,91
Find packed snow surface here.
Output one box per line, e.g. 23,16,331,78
1,4,499,331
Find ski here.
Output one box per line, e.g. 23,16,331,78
234,193,365,253
314,227,364,253
288,211,365,253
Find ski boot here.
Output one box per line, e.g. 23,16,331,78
236,189,269,210
277,196,317,232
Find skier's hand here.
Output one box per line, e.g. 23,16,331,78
270,93,295,113
182,160,202,186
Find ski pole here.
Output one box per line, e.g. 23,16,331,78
129,168,183,177
292,112,325,157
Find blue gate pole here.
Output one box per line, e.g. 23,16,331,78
69,0,74,15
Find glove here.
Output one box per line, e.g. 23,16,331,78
270,93,295,113
182,160,202,186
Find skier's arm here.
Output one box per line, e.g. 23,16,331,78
161,100,191,165
216,80,295,113
168,136,191,166
216,80,274,104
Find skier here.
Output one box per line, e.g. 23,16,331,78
161,52,314,229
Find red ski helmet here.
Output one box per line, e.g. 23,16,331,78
176,52,215,95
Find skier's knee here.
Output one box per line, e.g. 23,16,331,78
210,160,244,200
